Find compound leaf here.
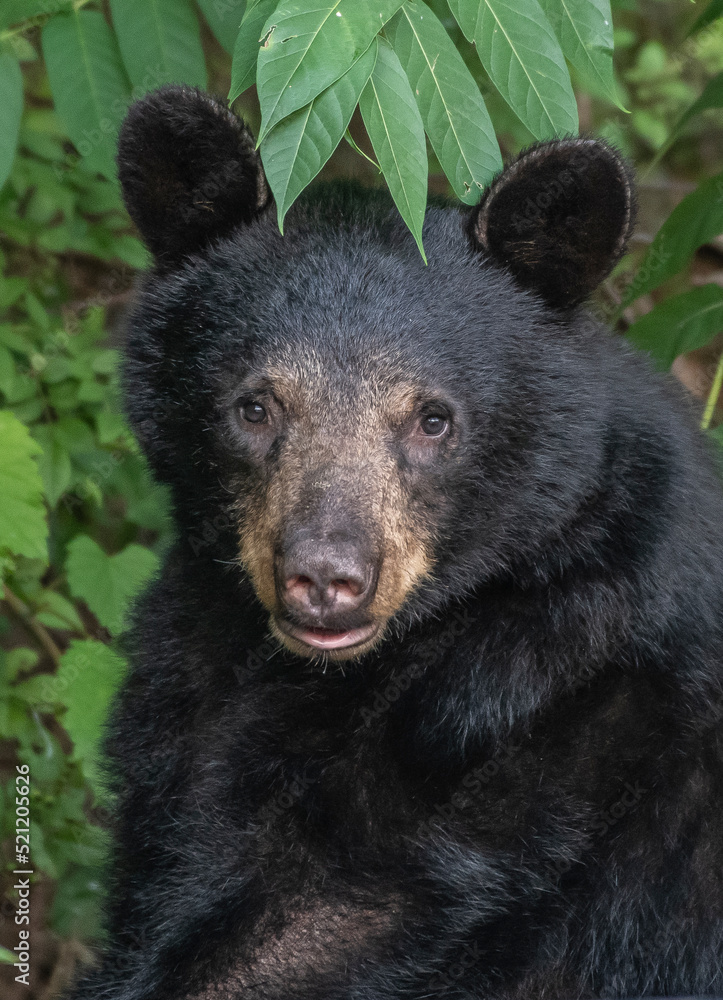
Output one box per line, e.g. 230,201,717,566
229,0,278,100
538,0,620,107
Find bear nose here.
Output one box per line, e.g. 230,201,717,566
280,536,375,616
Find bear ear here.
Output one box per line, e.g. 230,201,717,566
117,85,270,266
469,138,636,310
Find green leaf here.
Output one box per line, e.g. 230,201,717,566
621,171,723,307
0,51,23,190
109,0,207,91
0,344,18,398
626,285,723,370
108,454,173,533
42,11,132,179
256,0,404,140
0,946,16,964
33,424,74,506
688,0,723,36
2,647,39,684
261,39,377,229
95,408,130,445
229,0,279,101
198,0,246,53
0,409,47,563
387,1,501,204
56,638,126,795
657,72,723,158
35,590,85,633
65,536,159,634
447,0,578,140
54,415,97,454
359,37,427,260
537,0,621,107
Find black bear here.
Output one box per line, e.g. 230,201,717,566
68,85,723,1000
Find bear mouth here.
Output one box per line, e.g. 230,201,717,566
274,619,380,658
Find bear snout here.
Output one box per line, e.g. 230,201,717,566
278,530,379,621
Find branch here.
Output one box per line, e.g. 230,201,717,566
2,585,63,669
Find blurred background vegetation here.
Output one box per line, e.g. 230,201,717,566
0,0,721,996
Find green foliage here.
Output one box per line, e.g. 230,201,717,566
41,11,132,180
539,0,620,106
0,410,47,567
448,0,578,138
53,638,127,797
0,0,721,985
688,0,723,37
0,51,23,188
620,170,723,306
109,0,207,91
0,46,171,948
256,0,405,140
65,536,159,635
0,0,629,253
625,284,723,369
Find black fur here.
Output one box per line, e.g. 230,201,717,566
117,85,269,267
471,138,636,310
66,88,723,999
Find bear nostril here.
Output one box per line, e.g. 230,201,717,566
332,577,363,599
285,574,315,604
283,568,369,613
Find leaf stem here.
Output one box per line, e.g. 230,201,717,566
0,0,94,42
701,350,723,431
2,585,62,668
344,129,380,171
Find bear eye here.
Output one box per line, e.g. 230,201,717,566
241,401,267,424
419,413,449,437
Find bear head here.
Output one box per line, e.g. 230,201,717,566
117,85,636,662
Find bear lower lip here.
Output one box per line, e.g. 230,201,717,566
288,623,378,650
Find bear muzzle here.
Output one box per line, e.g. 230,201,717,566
273,528,381,656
